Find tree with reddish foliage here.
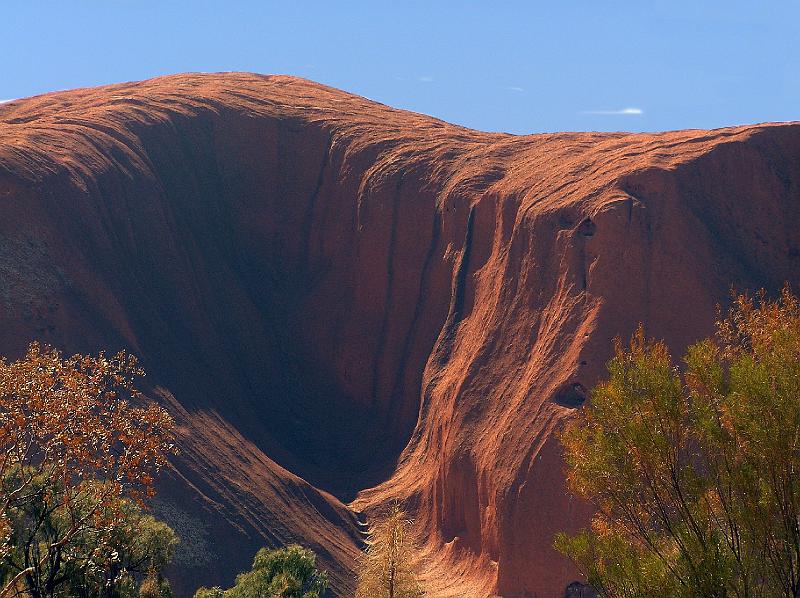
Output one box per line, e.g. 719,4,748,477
0,343,177,598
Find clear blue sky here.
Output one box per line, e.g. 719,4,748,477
2,1,798,134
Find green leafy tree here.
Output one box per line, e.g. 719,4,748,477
555,287,800,597
194,545,328,598
1,471,177,598
355,503,424,598
75,498,178,597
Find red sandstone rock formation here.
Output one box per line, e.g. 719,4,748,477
0,73,798,597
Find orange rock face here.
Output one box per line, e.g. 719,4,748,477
0,73,798,597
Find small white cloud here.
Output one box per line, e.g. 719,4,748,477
506,86,525,93
580,107,643,115
0,99,13,104
418,76,435,83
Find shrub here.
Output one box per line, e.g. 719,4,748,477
194,544,328,598
355,503,424,598
139,567,174,598
556,287,800,597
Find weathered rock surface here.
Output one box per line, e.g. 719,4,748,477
0,73,798,597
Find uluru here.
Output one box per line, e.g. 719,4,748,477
1,70,798,596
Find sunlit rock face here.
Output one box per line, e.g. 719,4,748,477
1,73,798,597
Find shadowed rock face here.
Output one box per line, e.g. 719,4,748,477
0,73,798,597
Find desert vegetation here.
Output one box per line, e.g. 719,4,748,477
0,343,178,598
355,503,425,598
556,287,800,597
194,544,328,598
192,503,428,598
